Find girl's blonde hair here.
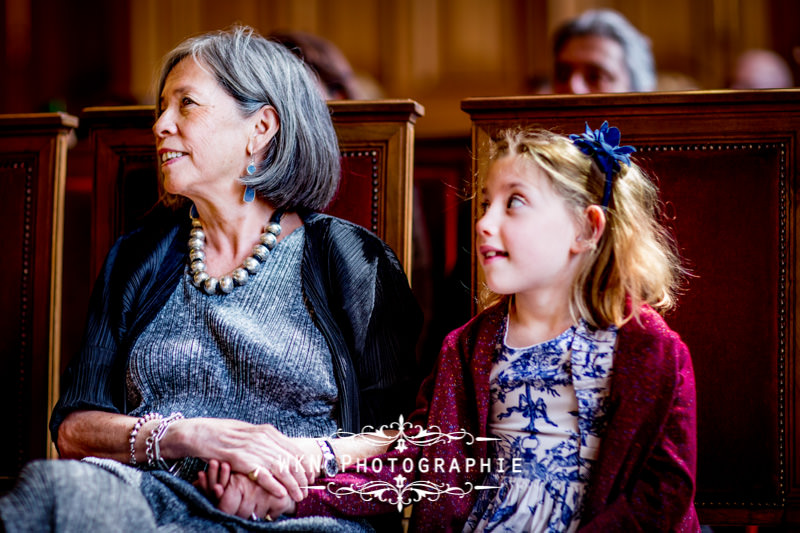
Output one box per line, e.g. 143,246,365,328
480,127,685,328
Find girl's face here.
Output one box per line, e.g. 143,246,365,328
153,58,252,204
476,155,585,301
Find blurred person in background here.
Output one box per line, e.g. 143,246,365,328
552,9,655,94
269,30,382,100
730,49,794,89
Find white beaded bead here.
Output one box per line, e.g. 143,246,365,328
219,276,234,294
187,207,282,295
232,268,249,285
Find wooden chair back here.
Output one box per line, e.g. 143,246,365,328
0,112,77,491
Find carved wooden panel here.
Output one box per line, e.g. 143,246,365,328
84,107,162,281
331,151,381,234
328,100,423,278
0,113,76,492
462,90,800,527
638,142,786,512
0,158,36,493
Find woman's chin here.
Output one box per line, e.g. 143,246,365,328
162,179,190,198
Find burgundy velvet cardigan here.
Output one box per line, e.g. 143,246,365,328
299,302,700,533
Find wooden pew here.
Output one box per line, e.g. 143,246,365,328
462,90,800,528
0,112,77,492
81,100,423,282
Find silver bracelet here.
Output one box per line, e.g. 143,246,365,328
145,412,184,470
129,412,162,466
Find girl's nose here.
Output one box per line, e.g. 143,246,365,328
476,209,495,237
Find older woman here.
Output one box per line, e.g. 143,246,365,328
0,26,420,532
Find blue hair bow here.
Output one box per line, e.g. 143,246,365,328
569,121,636,208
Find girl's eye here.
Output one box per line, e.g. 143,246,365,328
479,200,490,214
507,195,525,208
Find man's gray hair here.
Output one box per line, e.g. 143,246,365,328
554,9,656,92
157,25,340,212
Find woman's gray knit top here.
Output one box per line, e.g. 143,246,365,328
126,225,339,440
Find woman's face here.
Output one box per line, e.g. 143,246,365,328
153,58,252,204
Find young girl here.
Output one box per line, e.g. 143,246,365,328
401,124,699,532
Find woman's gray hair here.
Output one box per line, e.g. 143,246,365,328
157,25,340,212
553,9,656,92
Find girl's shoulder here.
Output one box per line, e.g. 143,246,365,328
620,304,685,346
617,303,692,372
441,302,506,355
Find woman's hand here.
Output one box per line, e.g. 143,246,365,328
58,411,315,501
197,459,297,520
164,418,316,501
192,431,401,519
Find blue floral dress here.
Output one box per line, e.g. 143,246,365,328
463,319,617,533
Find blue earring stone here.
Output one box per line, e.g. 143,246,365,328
243,185,256,203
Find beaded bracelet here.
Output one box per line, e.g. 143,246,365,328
129,412,162,466
145,412,184,470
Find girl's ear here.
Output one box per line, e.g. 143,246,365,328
248,105,280,156
573,205,607,253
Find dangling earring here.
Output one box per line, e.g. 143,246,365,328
243,185,255,203
243,154,256,203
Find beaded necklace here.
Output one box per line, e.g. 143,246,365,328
187,207,284,295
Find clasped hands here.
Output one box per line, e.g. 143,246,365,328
183,418,394,521
191,421,323,521
196,458,301,521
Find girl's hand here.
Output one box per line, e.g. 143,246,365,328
164,418,314,501
195,459,232,501
198,460,297,520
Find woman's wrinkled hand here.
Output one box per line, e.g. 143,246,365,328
197,459,297,520
170,418,316,501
